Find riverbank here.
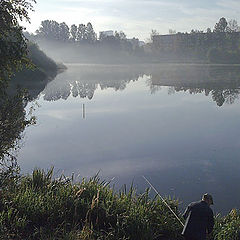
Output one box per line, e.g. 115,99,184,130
7,43,66,100
0,168,239,240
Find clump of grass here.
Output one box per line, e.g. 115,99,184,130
212,209,240,240
0,168,183,240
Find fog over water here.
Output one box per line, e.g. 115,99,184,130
18,63,240,214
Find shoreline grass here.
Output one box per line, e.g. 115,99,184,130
0,168,239,239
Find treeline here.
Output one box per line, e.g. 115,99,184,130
26,20,142,54
35,21,97,43
150,17,240,63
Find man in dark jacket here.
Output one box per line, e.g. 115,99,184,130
182,193,214,240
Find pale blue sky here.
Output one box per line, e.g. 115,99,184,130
24,0,240,40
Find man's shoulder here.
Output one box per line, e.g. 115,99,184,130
189,200,212,210
189,200,202,207
189,201,213,213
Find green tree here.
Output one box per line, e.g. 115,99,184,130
213,17,228,49
214,17,228,32
59,22,70,41
226,20,240,51
206,28,212,33
36,20,61,40
226,19,240,32
150,29,159,42
0,0,36,83
76,24,86,42
70,24,77,41
85,22,96,43
119,31,127,40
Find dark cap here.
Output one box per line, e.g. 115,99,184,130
202,193,214,205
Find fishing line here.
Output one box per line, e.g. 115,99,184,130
142,175,184,227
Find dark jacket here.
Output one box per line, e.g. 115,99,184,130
182,200,214,240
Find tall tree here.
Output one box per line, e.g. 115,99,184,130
226,19,240,50
169,29,176,35
118,31,126,40
59,22,70,41
70,24,78,41
76,24,86,42
0,0,36,83
36,20,62,40
150,29,159,42
214,17,228,32
85,22,96,43
213,17,228,49
227,19,240,32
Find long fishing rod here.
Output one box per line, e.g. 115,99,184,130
142,175,184,227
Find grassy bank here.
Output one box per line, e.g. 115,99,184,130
0,168,182,240
0,169,239,240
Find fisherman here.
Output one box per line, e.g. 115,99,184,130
182,193,214,240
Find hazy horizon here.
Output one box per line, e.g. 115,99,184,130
24,0,240,41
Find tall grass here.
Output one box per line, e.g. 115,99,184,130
211,209,240,240
0,168,183,240
0,168,240,239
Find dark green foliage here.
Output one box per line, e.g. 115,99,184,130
0,0,36,83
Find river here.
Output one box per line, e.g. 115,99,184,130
18,63,240,214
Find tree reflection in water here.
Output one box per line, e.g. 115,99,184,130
13,64,240,107
147,64,240,107
42,65,144,101
0,90,36,166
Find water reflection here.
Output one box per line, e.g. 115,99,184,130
39,64,240,107
0,89,35,166
0,69,52,165
15,63,240,214
43,65,143,101
148,65,240,107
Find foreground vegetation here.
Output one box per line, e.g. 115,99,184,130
0,168,239,240
0,168,182,240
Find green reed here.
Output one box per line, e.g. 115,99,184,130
0,168,183,240
0,168,239,239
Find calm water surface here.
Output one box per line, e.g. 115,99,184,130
19,64,240,214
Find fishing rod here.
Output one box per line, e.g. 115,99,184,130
142,175,184,227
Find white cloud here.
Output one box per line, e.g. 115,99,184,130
23,0,240,40
217,0,240,10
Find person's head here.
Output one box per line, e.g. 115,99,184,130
202,193,214,206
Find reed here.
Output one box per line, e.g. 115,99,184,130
0,168,239,239
0,168,182,239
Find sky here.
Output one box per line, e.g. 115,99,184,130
23,0,240,41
